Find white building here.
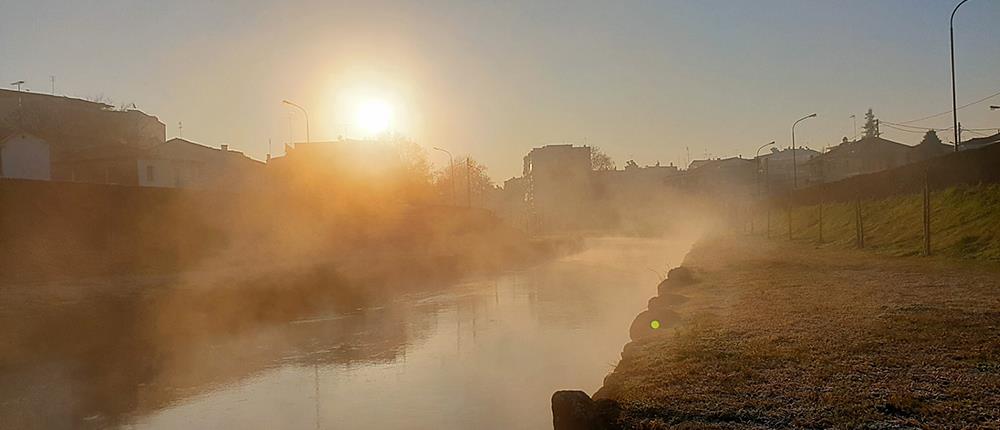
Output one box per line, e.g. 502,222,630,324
0,132,51,180
138,138,264,189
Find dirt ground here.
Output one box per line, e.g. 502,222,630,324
596,235,1000,429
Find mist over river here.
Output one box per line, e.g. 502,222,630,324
1,237,695,429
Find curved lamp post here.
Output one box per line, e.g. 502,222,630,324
755,141,776,199
951,0,972,151
791,113,817,190
282,99,310,144
433,146,456,206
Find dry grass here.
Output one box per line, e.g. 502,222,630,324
598,236,1000,429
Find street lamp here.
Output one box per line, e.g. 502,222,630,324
791,113,817,189
951,0,973,152
282,99,310,144
433,146,456,206
755,141,776,199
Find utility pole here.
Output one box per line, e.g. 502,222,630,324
466,157,472,208
951,0,972,152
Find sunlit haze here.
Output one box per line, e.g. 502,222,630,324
4,2,1000,429
4,0,999,178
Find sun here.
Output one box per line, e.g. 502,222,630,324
355,99,393,136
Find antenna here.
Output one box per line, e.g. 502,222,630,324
50,76,55,94
178,121,183,138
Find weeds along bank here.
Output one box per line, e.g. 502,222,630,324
751,183,1000,260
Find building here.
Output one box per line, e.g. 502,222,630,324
0,89,166,181
139,138,265,189
667,156,756,197
804,136,913,184
0,132,50,180
908,131,953,163
521,144,593,231
754,146,821,194
958,132,1000,152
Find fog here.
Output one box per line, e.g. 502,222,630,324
0,127,737,429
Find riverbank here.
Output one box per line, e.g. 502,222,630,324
573,234,1000,428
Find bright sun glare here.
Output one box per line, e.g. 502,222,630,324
355,99,393,136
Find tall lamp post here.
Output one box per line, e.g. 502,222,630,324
282,99,310,144
791,113,817,190
951,0,973,151
432,146,456,206
755,141,776,199
753,141,776,235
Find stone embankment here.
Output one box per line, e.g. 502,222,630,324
553,235,1000,429
552,266,698,430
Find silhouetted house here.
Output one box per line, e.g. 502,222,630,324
909,137,953,163
958,132,1000,152
805,136,912,184
266,138,431,206
0,132,51,180
667,156,755,197
267,139,403,185
756,146,821,193
139,138,265,189
50,138,264,188
0,89,166,181
52,143,148,184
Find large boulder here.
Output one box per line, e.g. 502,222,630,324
552,391,598,430
647,293,690,311
656,266,696,295
629,308,681,341
552,391,620,430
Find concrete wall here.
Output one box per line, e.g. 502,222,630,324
0,134,51,180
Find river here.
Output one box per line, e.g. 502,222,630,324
0,236,694,429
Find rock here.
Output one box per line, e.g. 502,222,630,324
552,390,598,430
552,391,621,430
629,308,681,341
647,294,690,311
656,267,697,295
667,266,695,284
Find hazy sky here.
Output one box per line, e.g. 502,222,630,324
3,0,999,180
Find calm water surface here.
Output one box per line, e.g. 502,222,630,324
2,237,693,429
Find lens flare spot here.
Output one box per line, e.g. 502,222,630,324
650,320,661,329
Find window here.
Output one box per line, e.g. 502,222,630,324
146,165,155,182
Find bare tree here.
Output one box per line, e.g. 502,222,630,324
591,146,616,171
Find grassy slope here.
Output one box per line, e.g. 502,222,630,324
596,237,1000,429
755,183,1000,260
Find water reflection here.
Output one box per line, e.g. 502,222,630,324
0,237,693,429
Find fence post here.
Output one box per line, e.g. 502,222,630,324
787,201,793,240
855,198,865,249
766,206,771,239
923,172,931,256
818,200,824,243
